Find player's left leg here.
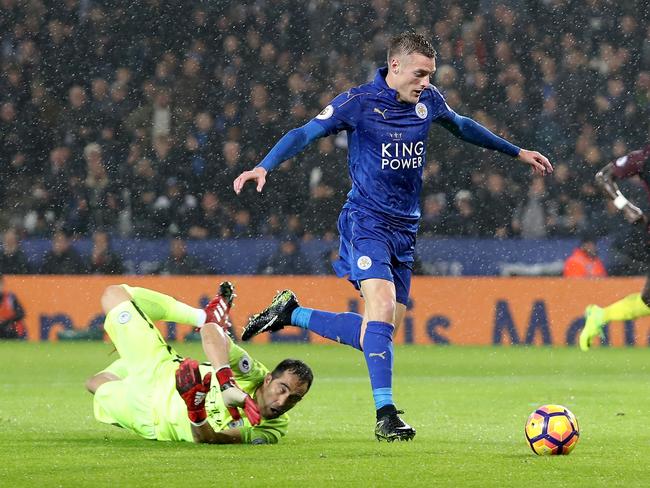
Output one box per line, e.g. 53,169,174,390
242,289,364,348
243,209,405,350
580,276,650,351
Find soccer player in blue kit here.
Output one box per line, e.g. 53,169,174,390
233,32,553,441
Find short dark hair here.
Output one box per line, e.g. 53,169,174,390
387,32,437,65
271,358,313,391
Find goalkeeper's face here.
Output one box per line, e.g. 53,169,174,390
257,371,309,419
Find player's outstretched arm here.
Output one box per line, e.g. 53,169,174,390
233,120,326,194
595,163,646,224
437,112,553,175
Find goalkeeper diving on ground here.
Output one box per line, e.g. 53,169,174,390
85,282,313,444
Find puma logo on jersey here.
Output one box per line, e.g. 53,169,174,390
369,351,387,360
374,107,388,119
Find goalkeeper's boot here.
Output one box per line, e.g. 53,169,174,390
204,281,236,333
375,410,416,442
579,304,605,352
241,290,299,341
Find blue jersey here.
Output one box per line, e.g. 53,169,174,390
311,67,456,232
257,67,519,232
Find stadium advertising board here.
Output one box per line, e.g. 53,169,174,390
5,276,648,346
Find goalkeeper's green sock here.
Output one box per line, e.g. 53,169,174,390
123,285,205,326
601,293,650,322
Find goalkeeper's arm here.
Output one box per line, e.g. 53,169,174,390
190,423,243,444
200,322,231,368
175,354,245,444
200,323,261,425
595,163,646,224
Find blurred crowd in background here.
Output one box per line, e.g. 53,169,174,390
0,0,649,273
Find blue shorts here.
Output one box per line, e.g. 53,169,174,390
332,207,415,305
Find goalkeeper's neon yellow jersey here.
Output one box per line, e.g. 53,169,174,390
153,339,288,444
200,340,289,444
94,297,288,444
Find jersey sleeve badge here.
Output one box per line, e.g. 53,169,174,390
316,105,334,120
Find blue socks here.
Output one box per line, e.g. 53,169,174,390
362,321,394,411
291,307,362,350
290,308,395,412
291,307,395,411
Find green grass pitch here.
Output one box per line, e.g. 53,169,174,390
1,342,649,487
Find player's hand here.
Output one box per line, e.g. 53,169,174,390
518,149,553,176
176,358,212,425
215,366,262,425
233,167,267,194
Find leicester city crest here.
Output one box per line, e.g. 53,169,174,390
415,102,427,119
357,256,372,270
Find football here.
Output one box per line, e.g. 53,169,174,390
525,404,580,455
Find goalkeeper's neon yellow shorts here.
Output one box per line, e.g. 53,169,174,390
93,298,192,441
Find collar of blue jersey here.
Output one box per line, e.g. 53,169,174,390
374,67,426,105
374,67,400,101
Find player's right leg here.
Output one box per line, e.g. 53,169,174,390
359,278,415,442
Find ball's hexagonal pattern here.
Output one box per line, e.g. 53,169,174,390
525,404,579,455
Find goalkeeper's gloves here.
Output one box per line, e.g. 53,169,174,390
215,366,262,426
204,281,236,333
175,358,212,425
